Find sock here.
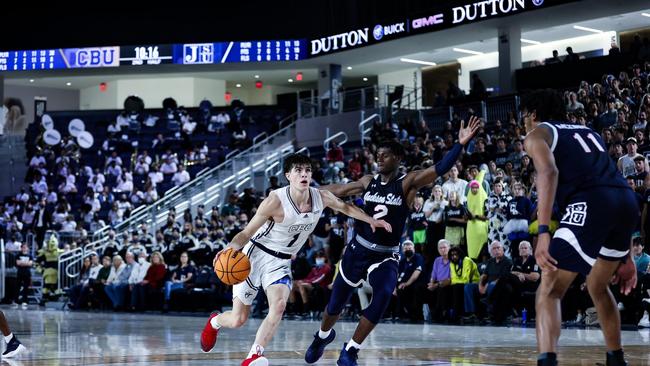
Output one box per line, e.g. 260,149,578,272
318,329,332,339
247,344,264,358
210,315,221,330
4,333,13,343
537,352,557,366
346,339,362,351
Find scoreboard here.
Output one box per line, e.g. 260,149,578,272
0,40,307,72
0,47,120,71
177,40,306,65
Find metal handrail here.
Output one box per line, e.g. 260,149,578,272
296,146,310,156
225,149,240,160
279,117,294,129
57,247,83,291
112,112,298,233
252,132,268,145
264,161,280,178
359,113,381,147
323,131,348,151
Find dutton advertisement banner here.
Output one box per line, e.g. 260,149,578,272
310,0,577,56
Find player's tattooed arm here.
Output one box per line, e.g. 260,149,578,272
320,189,392,233
320,174,373,198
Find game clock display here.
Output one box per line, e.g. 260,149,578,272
0,40,307,72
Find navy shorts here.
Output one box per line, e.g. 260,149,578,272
338,237,400,288
549,187,638,275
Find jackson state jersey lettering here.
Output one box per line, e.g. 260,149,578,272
538,122,629,210
356,174,409,247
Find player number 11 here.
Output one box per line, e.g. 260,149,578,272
573,133,605,153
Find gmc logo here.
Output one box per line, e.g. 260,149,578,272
412,14,444,29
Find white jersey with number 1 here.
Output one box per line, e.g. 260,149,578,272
234,186,324,305
251,186,324,255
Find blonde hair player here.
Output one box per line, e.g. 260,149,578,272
199,153,392,366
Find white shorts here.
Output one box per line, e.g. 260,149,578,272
233,242,293,306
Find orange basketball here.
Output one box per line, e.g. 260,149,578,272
214,248,251,285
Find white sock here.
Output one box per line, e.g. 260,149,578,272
247,344,264,358
346,339,362,351
210,315,221,330
318,329,331,339
4,333,13,343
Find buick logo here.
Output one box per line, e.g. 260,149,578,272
373,25,384,40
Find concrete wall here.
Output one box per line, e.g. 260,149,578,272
3,84,80,124
226,82,304,106
80,81,117,110
79,77,227,110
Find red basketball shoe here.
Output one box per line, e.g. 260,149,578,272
200,312,220,352
241,352,268,366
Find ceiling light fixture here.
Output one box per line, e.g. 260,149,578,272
363,77,368,81
254,75,260,79
453,47,484,55
573,25,603,33
288,78,294,83
66,82,72,86
399,57,437,66
346,66,352,70
520,38,541,45
236,83,242,88
29,79,34,83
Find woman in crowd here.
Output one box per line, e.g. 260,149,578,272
163,251,196,311
444,191,467,248
131,251,166,311
423,185,447,263
466,172,488,261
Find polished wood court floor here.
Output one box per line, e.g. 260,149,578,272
1,308,649,365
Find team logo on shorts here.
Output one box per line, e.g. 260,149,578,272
560,202,587,227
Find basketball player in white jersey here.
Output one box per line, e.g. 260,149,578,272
200,154,392,366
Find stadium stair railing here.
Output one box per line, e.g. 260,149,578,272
57,113,300,291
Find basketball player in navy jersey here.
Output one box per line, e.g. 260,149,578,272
521,90,637,366
305,118,479,365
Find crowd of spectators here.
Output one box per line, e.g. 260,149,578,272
0,98,269,253
2,55,650,329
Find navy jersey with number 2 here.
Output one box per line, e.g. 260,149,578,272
355,174,410,247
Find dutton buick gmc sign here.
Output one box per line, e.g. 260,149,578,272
310,28,369,56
